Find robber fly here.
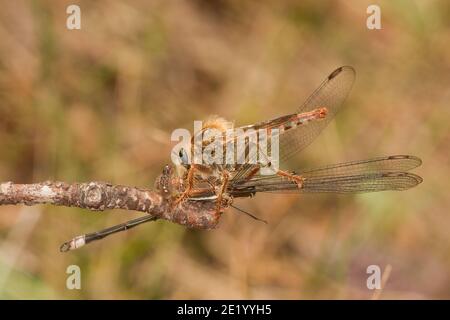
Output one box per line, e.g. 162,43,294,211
60,66,422,251
167,66,422,213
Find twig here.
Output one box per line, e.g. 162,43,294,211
0,179,225,251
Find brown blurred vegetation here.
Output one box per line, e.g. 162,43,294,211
0,0,449,299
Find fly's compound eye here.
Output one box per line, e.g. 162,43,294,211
178,148,189,165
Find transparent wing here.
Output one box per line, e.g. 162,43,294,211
279,66,355,163
295,155,421,177
229,66,356,182
229,155,422,195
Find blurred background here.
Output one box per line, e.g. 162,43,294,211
0,0,448,299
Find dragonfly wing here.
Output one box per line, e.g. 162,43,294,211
279,66,355,163
229,66,356,184
235,172,423,194
229,155,423,195
297,154,421,176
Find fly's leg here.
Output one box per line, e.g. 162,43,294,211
215,170,230,213
173,165,196,207
276,170,305,189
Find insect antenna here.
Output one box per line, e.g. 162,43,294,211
230,204,267,224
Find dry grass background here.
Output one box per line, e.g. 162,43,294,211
0,0,449,299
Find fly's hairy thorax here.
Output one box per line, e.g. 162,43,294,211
191,115,234,175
